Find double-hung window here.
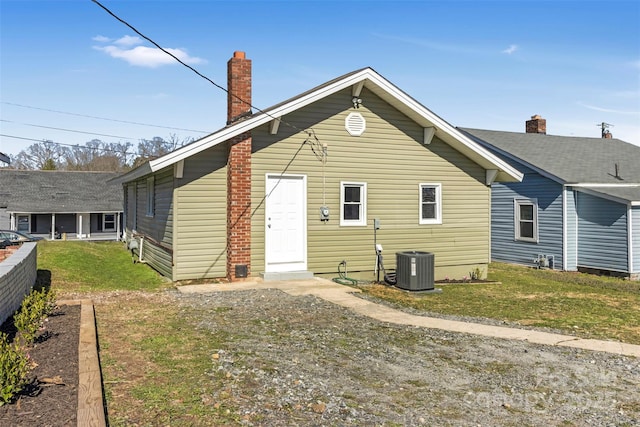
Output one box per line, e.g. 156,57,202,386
340,182,367,226
103,214,116,231
419,183,442,224
146,177,155,217
515,199,538,242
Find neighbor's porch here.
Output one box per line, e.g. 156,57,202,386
9,211,123,241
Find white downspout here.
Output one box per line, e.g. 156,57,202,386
628,205,634,274
116,213,121,241
562,186,567,271
139,236,144,263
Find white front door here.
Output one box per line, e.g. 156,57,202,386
265,174,307,272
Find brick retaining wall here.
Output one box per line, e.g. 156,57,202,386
0,242,38,325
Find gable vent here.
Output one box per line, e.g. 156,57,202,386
345,112,366,136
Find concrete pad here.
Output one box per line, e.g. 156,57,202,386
176,277,640,358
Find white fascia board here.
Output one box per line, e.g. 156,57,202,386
150,118,257,172
573,186,634,206
149,70,374,173
149,67,522,182
364,72,523,182
570,183,640,188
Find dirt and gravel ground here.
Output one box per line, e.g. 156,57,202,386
174,288,640,426
2,287,638,426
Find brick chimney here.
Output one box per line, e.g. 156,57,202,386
526,115,546,134
226,51,252,281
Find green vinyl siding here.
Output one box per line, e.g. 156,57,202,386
125,168,174,278
173,145,228,280
251,87,489,279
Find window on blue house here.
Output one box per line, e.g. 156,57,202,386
515,199,538,242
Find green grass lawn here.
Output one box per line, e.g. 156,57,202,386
36,242,639,344
36,240,168,293
361,262,640,344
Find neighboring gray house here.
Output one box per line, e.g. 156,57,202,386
0,170,123,240
461,116,640,280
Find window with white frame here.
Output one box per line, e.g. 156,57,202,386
146,177,155,217
103,213,116,231
419,183,442,224
340,182,367,226
514,199,538,242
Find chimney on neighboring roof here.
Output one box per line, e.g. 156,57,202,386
526,115,546,134
226,51,252,282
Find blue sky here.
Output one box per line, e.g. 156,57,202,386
1,0,639,159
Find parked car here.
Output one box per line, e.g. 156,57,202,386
0,230,44,245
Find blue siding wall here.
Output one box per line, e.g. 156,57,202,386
491,169,564,268
576,192,628,272
633,206,640,273
564,188,578,271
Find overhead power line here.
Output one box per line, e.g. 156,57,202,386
90,0,316,139
2,101,209,134
0,134,132,154
90,0,327,203
1,119,133,140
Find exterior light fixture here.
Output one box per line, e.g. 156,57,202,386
352,97,362,109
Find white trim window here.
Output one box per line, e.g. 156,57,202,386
103,213,116,231
419,183,442,224
340,182,367,226
514,199,538,242
146,177,155,217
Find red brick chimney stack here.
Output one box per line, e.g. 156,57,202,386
227,51,252,124
226,51,252,281
526,114,546,134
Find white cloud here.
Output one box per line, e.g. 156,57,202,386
502,44,518,55
92,35,206,68
92,35,111,43
612,89,640,99
114,35,143,47
577,101,640,115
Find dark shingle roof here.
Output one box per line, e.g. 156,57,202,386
459,128,640,203
460,128,640,183
0,170,123,213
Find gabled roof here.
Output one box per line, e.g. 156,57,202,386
0,170,123,213
116,68,523,184
460,128,640,204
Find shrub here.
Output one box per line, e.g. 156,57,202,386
13,288,57,345
0,332,30,405
0,287,57,405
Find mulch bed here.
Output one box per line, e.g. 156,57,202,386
0,304,79,426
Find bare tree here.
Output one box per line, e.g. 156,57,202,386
9,134,189,171
11,140,64,170
131,135,189,168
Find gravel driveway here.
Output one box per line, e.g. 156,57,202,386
174,288,640,426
